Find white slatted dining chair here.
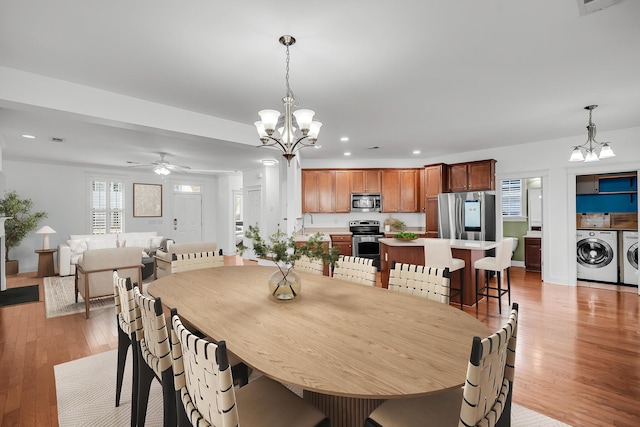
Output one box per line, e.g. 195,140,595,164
170,309,330,427
388,262,452,304
295,255,324,275
475,238,515,314
332,255,377,286
424,239,465,309
365,303,519,427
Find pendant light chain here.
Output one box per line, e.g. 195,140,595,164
284,44,297,105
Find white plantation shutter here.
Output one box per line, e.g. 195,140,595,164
501,179,524,218
90,179,125,234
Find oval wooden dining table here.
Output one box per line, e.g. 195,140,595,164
147,265,491,427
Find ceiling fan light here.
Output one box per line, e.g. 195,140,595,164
598,143,615,159
154,165,171,175
569,146,585,162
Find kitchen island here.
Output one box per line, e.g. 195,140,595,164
379,238,498,307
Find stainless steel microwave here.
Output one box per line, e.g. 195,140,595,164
351,193,382,212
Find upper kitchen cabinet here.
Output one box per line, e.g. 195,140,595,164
448,159,496,192
302,170,336,213
382,169,420,212
334,171,351,213
350,169,382,193
424,163,449,238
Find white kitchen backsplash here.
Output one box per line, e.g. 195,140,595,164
296,212,425,230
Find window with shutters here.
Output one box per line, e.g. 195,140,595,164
90,179,125,235
501,179,525,221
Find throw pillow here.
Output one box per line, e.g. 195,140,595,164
150,236,163,248
128,237,151,249
67,239,88,256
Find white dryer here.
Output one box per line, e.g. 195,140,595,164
576,229,618,283
622,231,638,286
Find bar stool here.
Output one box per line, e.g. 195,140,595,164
475,238,515,314
424,239,465,309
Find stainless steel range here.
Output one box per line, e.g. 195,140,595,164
349,220,384,270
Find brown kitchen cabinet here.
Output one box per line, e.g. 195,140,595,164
330,234,352,257
302,170,335,213
350,169,382,193
524,237,542,272
448,159,496,192
334,171,351,213
424,163,448,238
382,169,420,212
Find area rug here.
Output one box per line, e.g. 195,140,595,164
55,350,572,427
44,276,113,318
0,284,39,307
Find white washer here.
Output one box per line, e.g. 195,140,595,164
576,229,618,283
622,231,638,286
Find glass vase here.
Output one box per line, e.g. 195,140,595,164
268,267,301,300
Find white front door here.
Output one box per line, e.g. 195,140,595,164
172,193,202,243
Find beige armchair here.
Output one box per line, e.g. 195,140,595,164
154,241,218,278
75,247,143,318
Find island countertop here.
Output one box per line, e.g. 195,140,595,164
379,238,498,250
379,238,498,307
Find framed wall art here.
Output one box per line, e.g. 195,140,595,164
133,183,162,217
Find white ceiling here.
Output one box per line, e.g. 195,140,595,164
0,0,639,174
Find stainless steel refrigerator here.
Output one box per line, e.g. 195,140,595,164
438,191,496,241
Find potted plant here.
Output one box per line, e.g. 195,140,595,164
0,191,47,275
238,224,340,300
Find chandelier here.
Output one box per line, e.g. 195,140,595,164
569,105,616,162
254,35,322,165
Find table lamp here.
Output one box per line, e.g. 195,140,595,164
36,226,57,250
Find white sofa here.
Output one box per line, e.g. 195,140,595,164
58,232,162,276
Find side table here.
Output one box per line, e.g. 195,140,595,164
35,249,57,278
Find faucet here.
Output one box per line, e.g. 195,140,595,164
301,213,314,235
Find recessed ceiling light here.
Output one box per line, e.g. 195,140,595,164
340,137,349,142
413,150,421,155
314,144,322,149
261,159,277,166
22,134,35,139
344,152,351,156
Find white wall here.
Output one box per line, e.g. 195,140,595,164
215,173,243,255
3,159,220,272
302,126,640,287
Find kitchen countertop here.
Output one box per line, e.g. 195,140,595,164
295,228,351,242
379,238,498,250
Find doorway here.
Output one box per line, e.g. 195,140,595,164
497,169,548,282
172,193,202,243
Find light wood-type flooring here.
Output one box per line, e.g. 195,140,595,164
0,259,638,426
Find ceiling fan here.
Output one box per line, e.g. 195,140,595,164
126,152,239,175
127,152,191,175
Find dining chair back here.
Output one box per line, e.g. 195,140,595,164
424,239,465,308
332,255,377,286
170,309,330,427
474,238,515,314
388,262,452,304
171,250,223,274
364,303,519,427
113,270,141,427
295,255,324,275
133,287,176,427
